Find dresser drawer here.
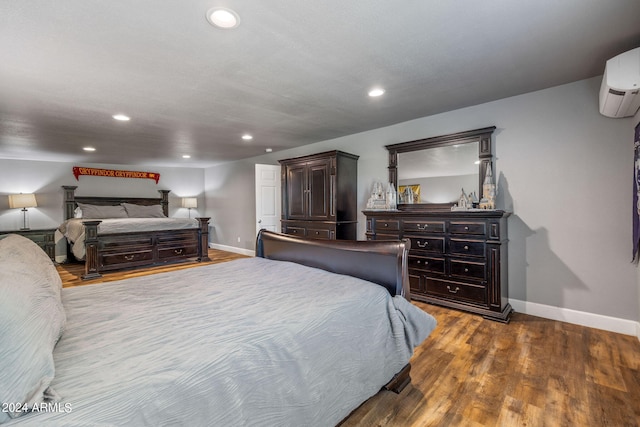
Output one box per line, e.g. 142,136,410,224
403,220,445,233
158,245,198,260
426,278,487,304
450,259,486,281
25,233,47,244
156,231,198,245
374,220,400,232
449,239,485,257
408,255,445,274
407,237,445,254
450,221,486,236
284,226,305,236
100,249,154,268
306,228,332,239
99,235,154,250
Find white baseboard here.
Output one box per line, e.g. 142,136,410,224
510,299,640,340
209,243,254,257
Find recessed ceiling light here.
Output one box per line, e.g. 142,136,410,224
242,134,253,140
112,114,130,121
83,146,96,152
265,148,273,153
182,155,191,159
206,8,240,29
368,88,385,97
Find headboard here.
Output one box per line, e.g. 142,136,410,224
255,230,411,300
62,186,170,220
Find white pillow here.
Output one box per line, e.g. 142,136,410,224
76,203,128,219
121,203,166,218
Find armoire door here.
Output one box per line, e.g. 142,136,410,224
286,164,307,219
307,158,332,220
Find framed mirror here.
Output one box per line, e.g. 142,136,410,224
386,127,495,210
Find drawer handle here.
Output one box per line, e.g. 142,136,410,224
384,223,389,227
124,254,135,261
447,285,460,294
174,249,184,255
315,231,319,235
464,245,469,250
416,224,429,230
417,241,429,248
416,260,421,264
464,226,469,231
464,268,469,272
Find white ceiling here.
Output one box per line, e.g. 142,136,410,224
1,1,639,168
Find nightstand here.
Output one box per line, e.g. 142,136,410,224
0,228,56,261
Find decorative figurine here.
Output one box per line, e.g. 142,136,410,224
385,183,397,210
479,164,496,210
366,181,396,210
403,186,414,204
470,191,479,208
452,188,471,211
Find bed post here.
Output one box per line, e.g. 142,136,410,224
383,364,411,394
158,190,170,217
81,220,102,280
62,185,78,220
196,217,211,262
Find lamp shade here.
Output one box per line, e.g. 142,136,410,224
8,193,37,209
182,197,197,209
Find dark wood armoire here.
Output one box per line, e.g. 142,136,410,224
279,150,358,240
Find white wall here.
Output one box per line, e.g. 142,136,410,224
0,160,205,231
203,159,256,250
205,76,638,323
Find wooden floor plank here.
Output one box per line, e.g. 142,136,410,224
57,253,640,426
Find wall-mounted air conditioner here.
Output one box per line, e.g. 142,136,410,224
599,47,640,118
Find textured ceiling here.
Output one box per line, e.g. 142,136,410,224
1,1,639,167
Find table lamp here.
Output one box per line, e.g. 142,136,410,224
8,193,37,230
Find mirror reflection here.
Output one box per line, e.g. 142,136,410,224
397,141,479,204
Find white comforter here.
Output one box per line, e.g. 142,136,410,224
6,257,437,426
56,218,198,260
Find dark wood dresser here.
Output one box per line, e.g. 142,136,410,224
0,228,56,261
279,150,359,240
364,210,512,322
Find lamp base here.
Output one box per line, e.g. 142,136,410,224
21,208,29,230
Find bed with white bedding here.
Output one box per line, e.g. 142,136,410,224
58,186,210,279
0,230,437,426
58,217,200,260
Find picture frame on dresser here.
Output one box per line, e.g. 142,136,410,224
364,127,513,322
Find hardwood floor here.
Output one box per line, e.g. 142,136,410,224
57,252,640,426
342,304,640,427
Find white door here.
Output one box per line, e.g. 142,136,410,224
255,164,281,235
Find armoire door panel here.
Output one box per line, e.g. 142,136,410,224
308,160,331,220
286,165,307,219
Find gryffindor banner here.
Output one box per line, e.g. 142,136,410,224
72,167,160,184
